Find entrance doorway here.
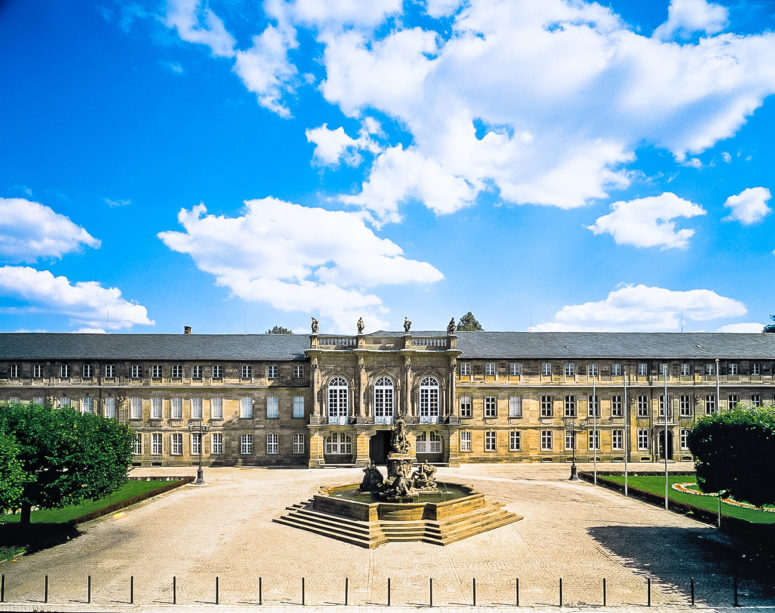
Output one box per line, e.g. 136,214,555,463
657,430,674,460
369,430,391,465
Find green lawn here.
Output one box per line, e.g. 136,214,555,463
604,474,775,524
0,480,171,525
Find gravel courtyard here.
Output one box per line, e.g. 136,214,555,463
1,462,773,612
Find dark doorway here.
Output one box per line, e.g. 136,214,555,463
658,430,674,460
369,431,391,465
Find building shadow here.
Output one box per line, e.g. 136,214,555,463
0,522,81,555
586,525,775,607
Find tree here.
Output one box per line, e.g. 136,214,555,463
0,403,135,528
687,405,775,507
0,431,28,512
266,326,293,334
457,311,484,331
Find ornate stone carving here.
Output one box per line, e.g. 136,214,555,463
390,417,410,454
411,461,437,490
447,317,456,335
357,317,364,334
311,317,319,334
403,317,412,333
359,461,385,492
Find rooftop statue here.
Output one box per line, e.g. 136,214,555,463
311,317,319,334
447,317,456,335
403,317,412,333
357,317,364,334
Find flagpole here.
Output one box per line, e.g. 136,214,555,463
593,374,597,485
664,364,669,511
623,368,628,497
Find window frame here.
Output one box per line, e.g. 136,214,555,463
151,397,162,419
540,430,553,451
266,433,279,455
240,434,253,455
509,430,521,451
484,362,496,377
192,365,203,380
611,395,623,417
191,397,203,419
292,433,305,454
418,376,440,423
267,365,278,379
171,397,182,419
240,396,253,419
637,428,649,450
151,433,162,455
459,362,471,376
508,396,522,418
266,396,279,419
484,396,497,418
130,397,142,419
293,396,305,418
171,433,183,456
612,429,623,450
241,364,252,380
540,395,553,418
211,432,223,455
564,395,576,417
211,397,223,419
484,430,496,451
212,364,223,379
460,431,472,452
171,364,182,379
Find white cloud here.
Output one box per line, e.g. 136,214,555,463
723,186,771,225
0,197,100,262
716,322,764,333
105,197,131,207
163,0,236,58
532,284,747,332
586,192,706,249
281,0,402,29
305,123,379,167
0,266,153,330
157,199,443,331
425,0,463,18
653,0,728,41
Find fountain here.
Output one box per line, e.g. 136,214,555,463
274,418,522,548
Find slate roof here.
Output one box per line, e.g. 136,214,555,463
0,331,773,361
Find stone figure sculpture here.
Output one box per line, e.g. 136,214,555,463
403,317,412,333
411,461,437,490
447,317,456,335
390,417,410,454
311,317,319,334
359,461,385,492
357,317,364,334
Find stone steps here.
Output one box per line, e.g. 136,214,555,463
274,498,521,549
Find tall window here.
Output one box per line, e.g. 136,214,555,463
293,364,304,378
240,434,253,454
33,364,42,378
211,397,223,419
705,362,715,376
484,396,497,418
484,431,496,451
59,396,70,408
541,395,553,417
588,395,600,417
659,395,671,418
637,429,649,450
611,395,623,417
192,365,202,379
419,376,440,423
151,397,162,419
83,363,93,378
459,363,470,376
509,363,521,376
509,396,522,418
104,364,115,378
416,431,442,453
705,394,716,414
485,363,495,376
728,362,739,376
588,363,598,377
752,393,762,407
328,376,349,424
680,428,689,450
212,364,222,379
267,397,279,419
460,431,472,451
324,432,351,454
133,433,142,455
681,363,691,376
104,397,116,419
171,397,182,419
459,396,472,418
267,433,278,454
60,363,70,378
612,429,623,450
240,397,253,418
374,376,394,424
191,433,202,455
611,363,622,376
241,365,252,379
293,396,305,418
637,395,649,417
509,430,521,451
542,362,552,376
33,396,45,405
588,430,600,450
171,365,182,379
293,433,305,454
171,433,183,455
565,430,576,450
211,432,223,454
82,397,94,414
541,430,553,451
151,433,162,455
564,395,576,417
9,364,20,378
751,362,761,376
637,363,648,377
728,394,739,410
565,363,575,377
130,397,142,419
267,365,278,379
130,364,141,378
210,432,223,455
191,397,203,419
679,395,692,417
152,365,162,379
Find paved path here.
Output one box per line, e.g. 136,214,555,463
1,463,773,612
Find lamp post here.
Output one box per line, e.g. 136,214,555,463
564,417,580,480
188,420,210,485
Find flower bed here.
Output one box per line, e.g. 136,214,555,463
672,482,775,513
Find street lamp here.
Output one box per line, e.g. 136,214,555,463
564,417,581,480
188,420,210,485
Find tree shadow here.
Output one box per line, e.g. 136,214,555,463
0,522,82,555
586,525,775,606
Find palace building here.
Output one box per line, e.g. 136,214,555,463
1,327,773,468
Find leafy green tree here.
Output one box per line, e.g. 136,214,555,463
457,311,484,331
687,405,775,507
0,430,28,512
0,403,135,528
266,325,294,334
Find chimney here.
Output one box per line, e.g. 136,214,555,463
184,326,192,335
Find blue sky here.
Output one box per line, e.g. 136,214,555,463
1,0,774,335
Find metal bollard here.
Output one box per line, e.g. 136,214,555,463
130,576,134,605
87,575,91,604
647,578,651,607
603,577,606,606
259,577,262,605
559,577,563,607
172,576,176,605
734,576,739,607
690,577,694,606
44,575,48,603
215,576,219,605
302,577,305,606
1,574,4,603
387,577,391,607
429,578,433,608
515,577,519,607
345,577,348,606
472,577,476,606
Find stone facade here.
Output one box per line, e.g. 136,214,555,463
1,329,774,468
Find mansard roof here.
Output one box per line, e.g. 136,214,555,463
0,331,773,361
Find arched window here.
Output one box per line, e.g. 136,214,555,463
325,432,352,455
328,376,349,424
419,376,440,423
374,376,394,424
